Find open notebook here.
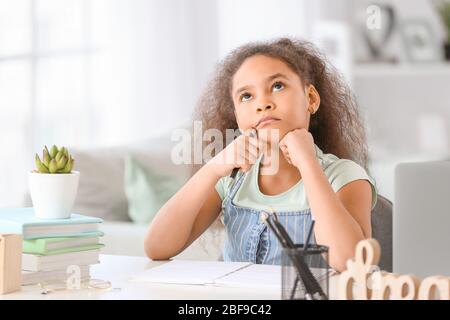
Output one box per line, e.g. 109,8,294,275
130,260,252,286
130,260,334,289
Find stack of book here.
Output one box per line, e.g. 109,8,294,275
0,207,104,285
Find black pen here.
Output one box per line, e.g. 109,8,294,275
269,213,326,299
271,212,295,248
261,212,290,248
261,212,318,299
290,221,316,299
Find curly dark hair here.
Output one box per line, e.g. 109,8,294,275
193,37,369,172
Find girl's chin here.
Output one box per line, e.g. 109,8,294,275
256,128,285,143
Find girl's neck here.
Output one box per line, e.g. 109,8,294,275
258,145,302,196
260,141,299,174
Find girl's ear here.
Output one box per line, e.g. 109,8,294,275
307,84,320,114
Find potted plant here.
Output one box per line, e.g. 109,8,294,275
436,0,450,60
29,145,79,219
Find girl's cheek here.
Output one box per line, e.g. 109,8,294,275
234,112,252,130
237,109,253,121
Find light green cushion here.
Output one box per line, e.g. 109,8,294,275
124,155,184,225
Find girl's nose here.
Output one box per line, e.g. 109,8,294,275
256,103,274,113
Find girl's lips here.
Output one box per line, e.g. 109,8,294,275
256,117,281,129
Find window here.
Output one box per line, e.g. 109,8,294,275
0,0,96,207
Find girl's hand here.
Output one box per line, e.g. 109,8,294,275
279,128,317,170
207,129,260,178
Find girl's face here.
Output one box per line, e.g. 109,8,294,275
231,54,320,142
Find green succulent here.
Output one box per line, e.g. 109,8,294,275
34,145,74,174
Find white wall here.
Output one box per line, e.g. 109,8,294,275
217,0,311,58
90,0,318,145
4,0,448,206
90,0,212,145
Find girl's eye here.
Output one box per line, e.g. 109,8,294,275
240,93,252,102
272,82,284,92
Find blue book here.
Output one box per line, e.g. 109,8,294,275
0,207,104,240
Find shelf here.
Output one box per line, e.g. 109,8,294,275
353,62,450,77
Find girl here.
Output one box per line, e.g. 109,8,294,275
144,38,377,272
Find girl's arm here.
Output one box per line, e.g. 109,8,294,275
280,128,372,272
297,160,372,272
144,132,260,260
144,164,223,260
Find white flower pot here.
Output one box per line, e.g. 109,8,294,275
28,171,80,219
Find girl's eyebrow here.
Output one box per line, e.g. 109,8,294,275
233,73,289,99
234,84,254,99
266,73,289,83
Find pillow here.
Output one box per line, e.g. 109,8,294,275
70,124,191,222
124,155,185,225
71,147,130,221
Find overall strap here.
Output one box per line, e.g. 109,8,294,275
226,170,246,202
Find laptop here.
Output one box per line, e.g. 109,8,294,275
394,160,450,278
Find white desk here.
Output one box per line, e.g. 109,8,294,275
0,255,285,300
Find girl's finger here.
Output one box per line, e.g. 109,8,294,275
243,128,257,137
285,155,292,165
247,142,259,159
280,147,292,164
284,154,292,165
238,149,257,167
248,136,259,148
237,137,258,160
279,145,288,156
279,142,288,151
245,150,258,165
245,135,258,145
241,163,252,172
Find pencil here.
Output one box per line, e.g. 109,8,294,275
261,212,318,298
268,213,326,299
290,220,316,299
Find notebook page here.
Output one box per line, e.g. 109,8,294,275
130,260,252,285
213,264,281,290
213,265,335,290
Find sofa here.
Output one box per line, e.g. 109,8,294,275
69,132,225,261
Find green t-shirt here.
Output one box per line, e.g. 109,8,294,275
215,144,378,212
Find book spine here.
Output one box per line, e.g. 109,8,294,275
42,244,104,256
22,240,47,255
24,231,104,240
21,256,39,272
22,254,100,272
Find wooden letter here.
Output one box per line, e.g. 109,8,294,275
369,272,420,300
418,276,450,300
338,238,381,300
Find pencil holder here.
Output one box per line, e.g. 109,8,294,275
281,244,329,300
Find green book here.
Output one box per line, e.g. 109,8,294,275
23,236,104,256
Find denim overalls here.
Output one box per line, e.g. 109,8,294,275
222,171,315,265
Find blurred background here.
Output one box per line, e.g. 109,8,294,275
1,0,450,209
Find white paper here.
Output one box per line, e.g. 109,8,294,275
131,260,335,290
130,260,251,285
213,264,281,290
